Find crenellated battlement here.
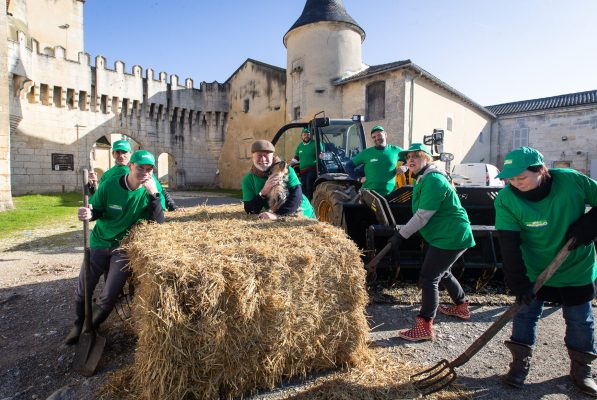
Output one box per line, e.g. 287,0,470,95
7,29,230,148
8,30,229,112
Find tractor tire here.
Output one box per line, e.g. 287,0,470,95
312,182,357,226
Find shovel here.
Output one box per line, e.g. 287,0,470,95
410,238,572,395
73,169,106,377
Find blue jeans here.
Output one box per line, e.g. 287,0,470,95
511,298,596,353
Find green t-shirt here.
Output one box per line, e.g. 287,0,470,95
412,170,475,250
294,140,322,170
96,165,166,210
494,169,597,287
89,175,155,248
351,145,402,196
241,166,316,219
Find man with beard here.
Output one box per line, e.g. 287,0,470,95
64,150,164,344
346,125,403,196
242,140,315,219
290,128,322,200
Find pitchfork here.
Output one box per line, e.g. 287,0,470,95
410,239,572,395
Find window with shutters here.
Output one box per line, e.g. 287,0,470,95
513,127,529,148
366,81,385,121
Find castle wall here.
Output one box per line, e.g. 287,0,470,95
218,60,286,189
0,10,13,210
7,31,228,195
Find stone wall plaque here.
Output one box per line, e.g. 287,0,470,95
51,153,74,171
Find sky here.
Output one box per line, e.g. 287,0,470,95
84,0,597,106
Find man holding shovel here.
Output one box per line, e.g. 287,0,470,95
88,139,179,211
64,150,164,345
495,147,597,397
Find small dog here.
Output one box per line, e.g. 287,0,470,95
266,161,289,212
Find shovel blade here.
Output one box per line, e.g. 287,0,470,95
410,359,457,395
73,331,106,377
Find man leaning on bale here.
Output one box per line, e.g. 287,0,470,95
242,140,315,220
64,150,165,345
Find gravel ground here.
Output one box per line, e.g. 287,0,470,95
0,191,594,399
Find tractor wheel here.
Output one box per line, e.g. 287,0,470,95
312,182,357,226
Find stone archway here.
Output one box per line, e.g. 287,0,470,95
89,133,142,181
157,152,177,188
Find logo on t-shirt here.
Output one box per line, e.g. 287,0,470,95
525,220,548,228
109,204,123,211
370,158,379,162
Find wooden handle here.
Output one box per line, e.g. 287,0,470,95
365,241,393,271
450,239,572,368
82,169,89,251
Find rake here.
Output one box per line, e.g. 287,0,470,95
411,239,572,395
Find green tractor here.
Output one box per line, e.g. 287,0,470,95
271,114,502,289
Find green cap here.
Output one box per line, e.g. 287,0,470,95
301,128,310,134
112,139,131,152
371,125,385,133
496,146,544,179
399,143,432,161
129,150,156,167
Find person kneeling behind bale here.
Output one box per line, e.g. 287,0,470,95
495,146,597,397
64,150,164,345
242,140,315,220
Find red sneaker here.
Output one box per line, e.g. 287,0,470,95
438,301,471,320
397,316,435,342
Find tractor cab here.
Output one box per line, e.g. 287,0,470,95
271,114,367,180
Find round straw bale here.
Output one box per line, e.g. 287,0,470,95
117,204,369,399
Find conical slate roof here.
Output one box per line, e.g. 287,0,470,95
284,0,365,43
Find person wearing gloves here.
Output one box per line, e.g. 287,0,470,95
345,125,402,196
391,143,475,341
494,146,597,397
242,140,315,219
64,150,164,345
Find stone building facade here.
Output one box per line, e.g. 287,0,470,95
217,59,286,189
487,90,597,178
1,0,595,209
217,0,495,188
0,9,11,210
3,0,229,202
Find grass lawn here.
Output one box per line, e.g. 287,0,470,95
0,192,81,239
0,189,243,239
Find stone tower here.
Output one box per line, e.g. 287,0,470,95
7,0,85,60
283,0,365,121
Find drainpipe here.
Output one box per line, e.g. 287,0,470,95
406,73,414,146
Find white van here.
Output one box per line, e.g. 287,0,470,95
451,163,504,187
